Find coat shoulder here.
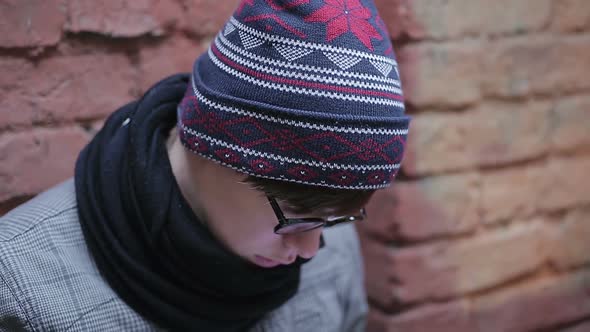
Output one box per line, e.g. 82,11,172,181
0,178,77,242
0,179,156,331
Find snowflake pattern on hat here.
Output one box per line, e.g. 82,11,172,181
304,0,382,50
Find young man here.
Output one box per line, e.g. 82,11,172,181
0,0,409,331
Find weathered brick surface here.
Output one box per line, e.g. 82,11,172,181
550,95,590,153
479,155,590,224
538,156,590,212
397,41,483,108
471,268,590,332
361,173,480,241
373,0,422,40
479,163,546,224
0,53,136,129
367,222,545,307
545,207,590,271
180,0,241,37
138,35,206,93
65,0,183,37
551,0,590,32
403,101,552,175
0,127,90,202
369,269,590,332
483,35,590,98
367,300,475,332
0,58,37,128
361,156,590,241
328,1,588,330
375,0,551,40
358,187,399,242
0,0,66,48
357,234,397,309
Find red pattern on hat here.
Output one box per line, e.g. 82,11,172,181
304,0,382,50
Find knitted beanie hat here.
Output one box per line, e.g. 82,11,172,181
177,0,410,190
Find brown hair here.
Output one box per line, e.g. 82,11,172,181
243,175,374,217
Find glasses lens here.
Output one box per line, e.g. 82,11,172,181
275,221,324,235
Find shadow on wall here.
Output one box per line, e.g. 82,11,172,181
362,0,590,330
356,171,590,332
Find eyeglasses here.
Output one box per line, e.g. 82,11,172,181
266,195,366,235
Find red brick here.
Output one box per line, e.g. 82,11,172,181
358,235,397,309
550,95,590,153
0,53,136,128
0,0,65,48
538,156,590,212
551,0,590,32
403,101,552,175
483,35,590,98
469,101,552,166
0,127,90,201
180,0,240,37
371,270,590,332
471,269,590,332
480,156,590,223
545,207,590,270
361,173,480,241
368,300,476,332
138,35,207,93
393,173,480,240
389,223,545,305
357,186,399,242
65,0,183,37
479,163,546,224
373,0,424,40
378,0,550,40
0,58,36,128
397,41,484,108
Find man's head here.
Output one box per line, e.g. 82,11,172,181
172,0,410,267
168,130,373,268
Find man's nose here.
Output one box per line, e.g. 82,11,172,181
282,227,323,260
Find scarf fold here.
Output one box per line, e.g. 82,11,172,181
75,74,306,331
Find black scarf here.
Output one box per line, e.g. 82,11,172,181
75,74,307,331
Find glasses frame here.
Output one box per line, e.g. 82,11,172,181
266,195,366,235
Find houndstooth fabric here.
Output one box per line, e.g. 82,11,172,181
0,179,367,332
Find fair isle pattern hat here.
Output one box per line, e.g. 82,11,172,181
178,0,410,190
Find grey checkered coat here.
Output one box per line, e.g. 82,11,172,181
0,179,367,331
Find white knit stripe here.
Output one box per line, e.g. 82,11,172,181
238,30,265,49
208,47,406,108
214,37,402,94
322,52,363,70
181,140,391,189
189,79,409,136
224,22,236,36
370,60,393,77
218,32,401,87
229,17,398,66
273,43,315,61
180,124,401,172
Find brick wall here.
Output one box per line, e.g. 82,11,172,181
0,0,237,214
358,0,590,331
1,1,589,331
